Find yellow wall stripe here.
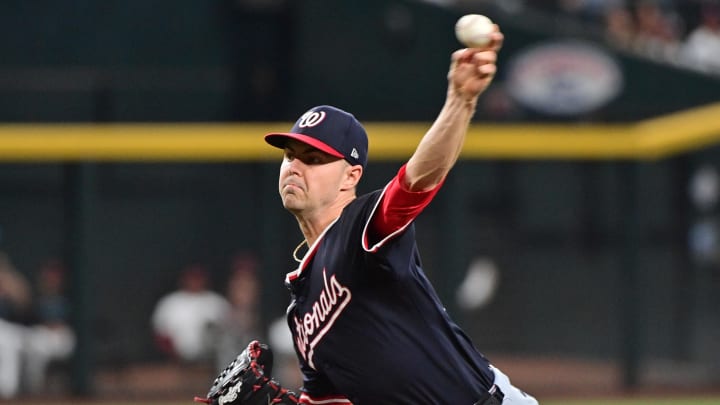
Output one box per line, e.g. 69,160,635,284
0,103,718,162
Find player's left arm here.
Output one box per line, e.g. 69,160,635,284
404,29,503,192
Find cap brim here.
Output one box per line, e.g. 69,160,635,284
264,133,344,159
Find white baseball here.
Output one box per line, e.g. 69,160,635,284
454,14,494,48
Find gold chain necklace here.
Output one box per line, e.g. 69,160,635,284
292,239,308,263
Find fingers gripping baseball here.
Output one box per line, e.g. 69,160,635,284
449,27,503,102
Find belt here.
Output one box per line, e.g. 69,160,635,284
473,384,504,405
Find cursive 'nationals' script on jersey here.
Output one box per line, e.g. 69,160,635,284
292,268,352,369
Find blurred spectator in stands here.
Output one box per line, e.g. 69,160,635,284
0,252,32,322
681,2,720,73
605,5,638,48
558,0,625,21
215,253,263,370
22,259,75,394
151,264,230,363
632,0,683,60
268,315,303,391
0,252,31,399
0,318,24,398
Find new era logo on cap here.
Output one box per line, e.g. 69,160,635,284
264,105,368,168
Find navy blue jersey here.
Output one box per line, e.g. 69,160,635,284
285,188,495,404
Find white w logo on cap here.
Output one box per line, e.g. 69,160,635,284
298,110,326,128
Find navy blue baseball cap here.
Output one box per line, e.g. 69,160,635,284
265,105,368,168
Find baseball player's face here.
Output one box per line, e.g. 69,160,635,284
279,140,353,213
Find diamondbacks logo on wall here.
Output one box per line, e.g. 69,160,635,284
506,40,623,116
297,110,326,128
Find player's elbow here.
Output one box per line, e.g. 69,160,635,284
403,169,447,192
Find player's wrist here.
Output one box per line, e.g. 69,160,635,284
445,89,478,113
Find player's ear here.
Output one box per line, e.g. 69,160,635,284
341,164,363,190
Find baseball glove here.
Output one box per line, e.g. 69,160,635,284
194,340,299,405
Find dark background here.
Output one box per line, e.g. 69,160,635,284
0,0,719,395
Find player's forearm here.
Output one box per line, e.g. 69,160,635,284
404,93,476,191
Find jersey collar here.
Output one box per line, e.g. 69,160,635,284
285,217,340,284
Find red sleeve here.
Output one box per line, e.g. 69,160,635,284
368,164,444,243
